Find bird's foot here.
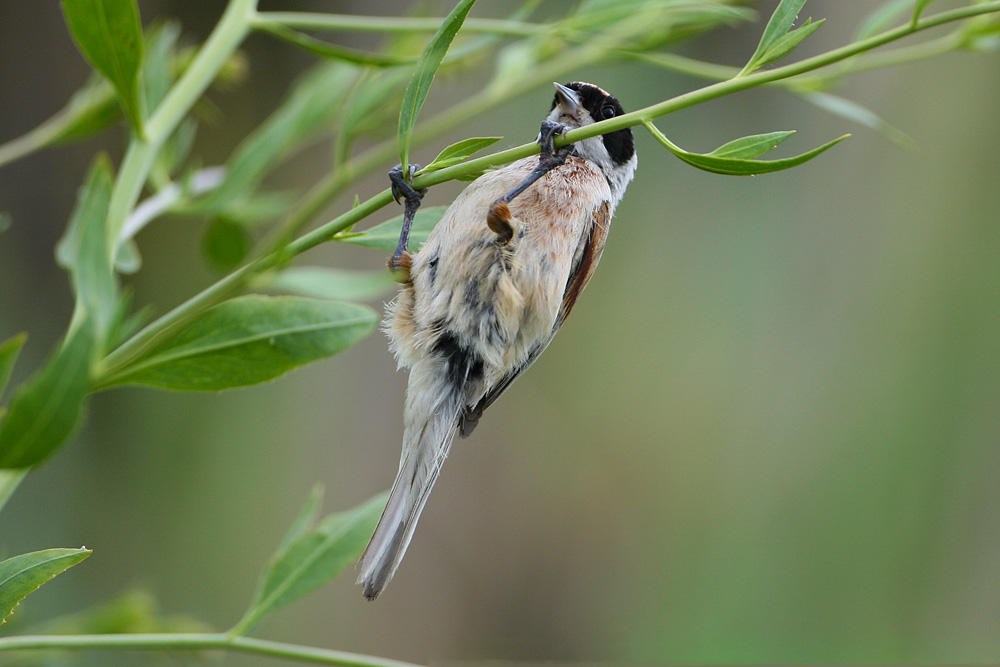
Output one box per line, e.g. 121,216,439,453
388,164,426,283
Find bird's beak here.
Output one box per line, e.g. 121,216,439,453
553,82,581,117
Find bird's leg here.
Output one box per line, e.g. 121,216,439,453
487,120,572,241
388,164,427,283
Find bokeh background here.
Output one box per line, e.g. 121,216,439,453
1,0,999,664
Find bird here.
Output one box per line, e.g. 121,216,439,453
358,81,637,600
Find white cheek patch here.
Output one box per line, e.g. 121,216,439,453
541,105,636,209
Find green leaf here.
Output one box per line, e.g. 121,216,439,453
739,0,807,75
397,0,478,178
335,68,409,166
336,206,447,252
0,320,96,468
755,17,825,70
56,154,118,342
802,92,914,149
109,301,155,351
265,267,397,302
61,0,145,135
29,589,209,636
182,190,296,229
644,120,848,176
421,136,503,172
911,0,941,29
141,20,180,115
276,485,324,555
232,492,387,635
202,217,251,272
855,0,914,41
0,334,27,399
708,131,795,159
50,76,122,146
0,548,92,623
963,13,1000,50
487,40,541,97
258,23,413,67
102,296,377,391
194,63,355,213
154,118,198,184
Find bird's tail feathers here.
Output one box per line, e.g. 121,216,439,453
358,388,463,600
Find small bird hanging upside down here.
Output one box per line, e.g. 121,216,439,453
358,82,637,600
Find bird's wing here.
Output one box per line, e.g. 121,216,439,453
458,200,612,437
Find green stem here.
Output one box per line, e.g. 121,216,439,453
96,0,1000,381
831,30,963,75
100,35,613,377
105,0,258,249
539,1,1000,147
254,11,541,37
0,633,423,667
0,107,88,169
265,32,608,248
97,189,394,381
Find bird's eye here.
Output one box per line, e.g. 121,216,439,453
600,105,617,119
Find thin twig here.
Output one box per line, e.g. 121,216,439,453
0,633,424,667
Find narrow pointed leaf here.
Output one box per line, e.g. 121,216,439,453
708,131,795,159
265,268,397,302
645,120,848,176
422,137,503,172
56,154,118,342
855,0,914,41
397,0,478,178
277,485,325,554
141,20,181,114
338,69,409,163
0,334,27,399
101,296,377,391
740,0,807,75
195,63,355,213
0,320,96,469
49,77,122,146
233,492,387,635
61,0,145,134
0,548,92,623
756,18,825,69
802,92,914,149
155,117,198,183
336,206,447,252
109,303,155,351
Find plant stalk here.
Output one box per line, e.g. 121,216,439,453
105,0,258,249
255,11,541,37
0,633,423,667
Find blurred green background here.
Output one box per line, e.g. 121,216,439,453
1,0,999,664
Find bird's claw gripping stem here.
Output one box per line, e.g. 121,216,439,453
388,164,426,282
487,121,572,242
